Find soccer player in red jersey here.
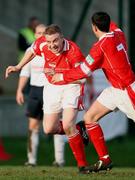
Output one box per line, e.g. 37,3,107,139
5,24,112,174
51,11,135,171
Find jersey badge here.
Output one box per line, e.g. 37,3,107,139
86,55,94,65
117,43,124,51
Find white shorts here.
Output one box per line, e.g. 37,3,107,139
97,86,135,121
43,83,81,114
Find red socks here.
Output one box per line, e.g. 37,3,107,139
68,132,88,167
86,123,110,161
58,121,111,164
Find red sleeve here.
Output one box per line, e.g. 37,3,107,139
69,41,85,66
110,21,128,50
87,44,103,71
63,64,89,83
32,36,46,56
109,21,119,31
63,42,103,83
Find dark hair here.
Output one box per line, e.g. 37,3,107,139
45,24,63,37
91,12,110,32
28,16,40,32
29,16,39,23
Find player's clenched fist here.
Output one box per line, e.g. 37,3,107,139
5,65,20,79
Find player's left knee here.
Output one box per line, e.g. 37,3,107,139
84,112,97,124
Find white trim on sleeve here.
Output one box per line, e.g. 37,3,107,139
80,62,91,76
40,42,47,51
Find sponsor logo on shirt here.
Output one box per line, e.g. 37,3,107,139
86,55,94,65
117,43,124,51
49,62,56,68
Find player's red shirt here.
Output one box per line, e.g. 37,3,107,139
63,22,135,107
32,36,85,85
63,22,135,88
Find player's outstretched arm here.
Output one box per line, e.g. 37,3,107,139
5,50,35,79
5,65,20,79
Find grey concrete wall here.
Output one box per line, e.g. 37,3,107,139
0,31,18,94
0,96,28,136
0,96,44,137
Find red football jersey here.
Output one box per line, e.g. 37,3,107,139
63,22,135,107
63,22,135,89
32,36,85,85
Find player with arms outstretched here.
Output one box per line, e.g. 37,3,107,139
5,23,112,174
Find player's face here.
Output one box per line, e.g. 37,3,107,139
35,27,46,39
45,33,64,54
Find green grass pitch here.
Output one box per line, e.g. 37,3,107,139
0,135,135,179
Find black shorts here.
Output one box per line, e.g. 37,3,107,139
26,86,43,120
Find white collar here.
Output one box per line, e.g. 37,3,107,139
63,39,69,51
99,32,114,41
55,39,69,56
